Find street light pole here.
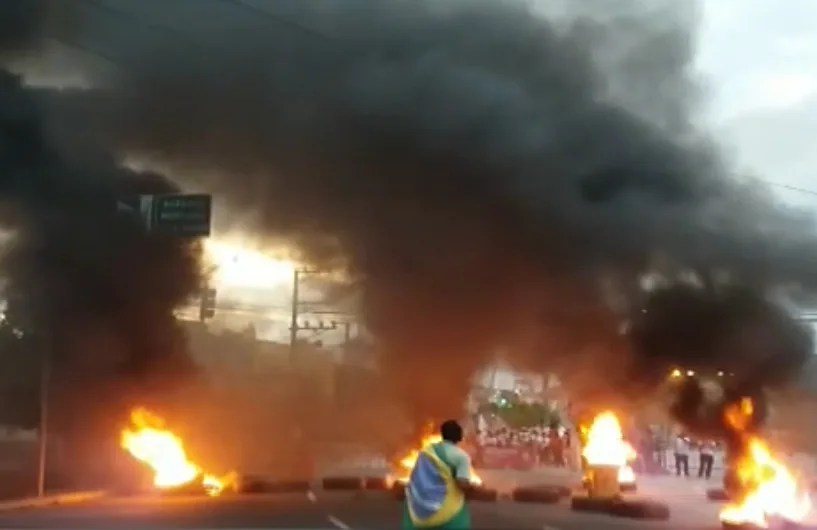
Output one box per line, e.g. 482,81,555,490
37,347,50,497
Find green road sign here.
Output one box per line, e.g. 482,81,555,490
147,193,212,237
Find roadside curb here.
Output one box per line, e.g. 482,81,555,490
0,490,106,512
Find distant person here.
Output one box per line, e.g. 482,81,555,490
698,441,714,479
673,435,690,477
548,428,564,467
402,420,475,530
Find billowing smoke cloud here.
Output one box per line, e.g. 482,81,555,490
0,0,47,57
4,0,817,439
0,24,204,471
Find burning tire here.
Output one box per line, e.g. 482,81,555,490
570,495,616,513
721,518,807,530
363,477,390,491
608,499,670,520
466,486,498,502
510,486,565,504
391,481,406,501
158,482,209,496
321,476,365,491
706,488,730,502
239,479,311,494
721,522,765,530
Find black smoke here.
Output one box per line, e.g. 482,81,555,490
4,0,817,438
631,283,811,433
0,38,204,479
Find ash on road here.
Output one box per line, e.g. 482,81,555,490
0,487,725,530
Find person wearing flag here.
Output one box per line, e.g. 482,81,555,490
402,420,475,529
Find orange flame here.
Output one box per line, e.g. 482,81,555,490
719,399,811,527
581,411,637,484
121,408,224,495
393,434,481,485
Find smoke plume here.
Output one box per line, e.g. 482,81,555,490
4,0,817,437
0,33,204,468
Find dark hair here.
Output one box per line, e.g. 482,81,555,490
440,420,463,443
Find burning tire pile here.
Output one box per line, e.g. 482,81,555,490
564,411,670,520
682,382,812,530
119,408,316,497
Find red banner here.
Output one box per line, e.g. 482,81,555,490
477,446,536,470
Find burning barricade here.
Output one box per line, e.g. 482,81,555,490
121,407,228,496
578,411,637,495
571,411,669,520
718,398,811,530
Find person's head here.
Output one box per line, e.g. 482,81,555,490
440,420,463,444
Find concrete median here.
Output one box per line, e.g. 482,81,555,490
0,490,106,512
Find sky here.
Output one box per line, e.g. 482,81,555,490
697,0,817,209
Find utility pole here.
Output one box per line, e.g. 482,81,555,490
37,346,50,498
343,321,352,348
289,268,342,362
288,268,301,364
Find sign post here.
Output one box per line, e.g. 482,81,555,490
138,193,212,237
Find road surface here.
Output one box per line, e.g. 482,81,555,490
0,477,731,529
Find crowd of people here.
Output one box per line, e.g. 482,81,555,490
473,425,572,467
469,423,722,478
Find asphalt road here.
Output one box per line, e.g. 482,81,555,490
0,485,731,530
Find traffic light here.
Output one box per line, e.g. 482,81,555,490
199,288,217,321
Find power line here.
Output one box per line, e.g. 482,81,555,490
757,179,817,198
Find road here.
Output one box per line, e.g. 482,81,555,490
0,476,731,529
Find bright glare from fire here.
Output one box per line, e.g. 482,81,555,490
582,412,636,472
719,399,810,527
121,408,223,495
205,240,295,289
720,438,811,526
618,465,635,484
393,434,482,485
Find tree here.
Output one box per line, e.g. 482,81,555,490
480,390,559,429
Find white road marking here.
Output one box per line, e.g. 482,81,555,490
328,515,351,529
542,525,562,530
306,490,317,503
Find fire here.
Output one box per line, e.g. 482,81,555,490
393,434,482,485
582,411,636,474
720,438,811,527
204,239,295,289
618,465,635,484
719,399,811,527
121,408,224,495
